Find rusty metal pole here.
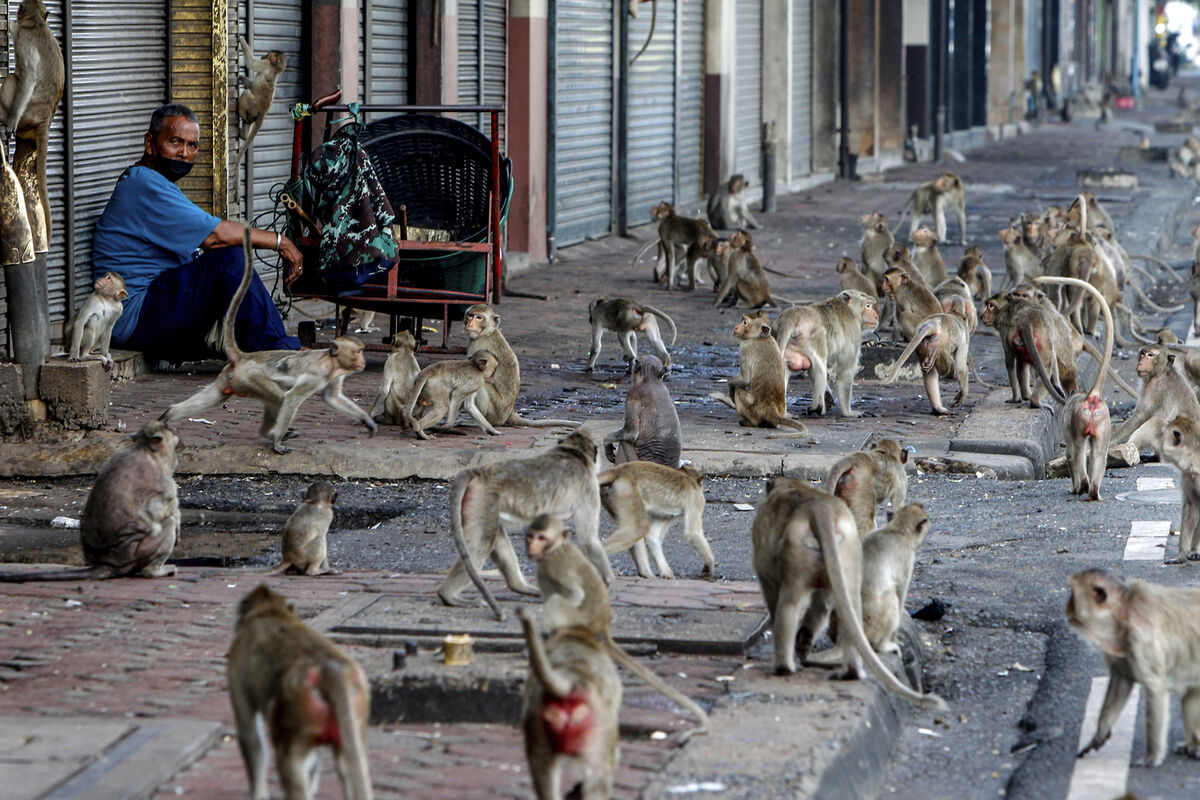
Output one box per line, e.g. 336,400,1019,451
1,144,39,399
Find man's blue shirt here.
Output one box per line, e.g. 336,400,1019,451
92,165,220,342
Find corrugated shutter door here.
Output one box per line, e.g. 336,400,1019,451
457,0,506,151
554,0,614,246
733,0,762,186
790,0,811,178
243,0,303,217
365,0,408,105
625,0,674,224
71,0,167,319
676,0,704,207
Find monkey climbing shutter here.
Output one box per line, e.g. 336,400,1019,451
457,0,506,151
362,0,408,106
624,0,676,225
552,0,615,246
791,0,812,178
733,0,763,187
676,0,704,208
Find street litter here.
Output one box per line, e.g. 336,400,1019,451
667,783,728,794
50,516,79,529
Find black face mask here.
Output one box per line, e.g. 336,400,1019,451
151,154,193,182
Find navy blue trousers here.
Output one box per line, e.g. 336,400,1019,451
121,246,300,361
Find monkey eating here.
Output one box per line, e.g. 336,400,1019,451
233,37,287,200
440,430,611,620
227,584,374,800
160,227,377,454
586,296,677,375
708,311,810,436
603,355,681,467
265,481,339,576
0,421,180,582
707,173,759,230
1067,568,1200,766
750,476,947,708
598,462,714,580
402,350,502,439
824,438,909,536
1158,414,1200,563
368,330,420,426
64,270,127,370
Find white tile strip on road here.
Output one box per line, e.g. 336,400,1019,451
1135,476,1176,492
1124,520,1172,561
1065,676,1142,800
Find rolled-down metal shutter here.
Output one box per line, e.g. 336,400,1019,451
625,0,674,224
70,0,167,318
790,0,811,178
733,0,762,186
457,0,506,151
553,0,614,246
364,0,408,106
676,0,704,208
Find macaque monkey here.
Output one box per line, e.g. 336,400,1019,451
705,237,732,291
1066,191,1115,232
1171,134,1200,179
999,222,1042,292
957,245,992,300
651,203,717,290
1037,277,1113,500
586,296,677,374
881,312,973,415
750,476,947,708
707,311,809,435
858,503,931,654
525,515,710,739
824,439,909,536
982,289,1069,407
368,331,420,425
266,481,339,576
439,430,611,620
227,585,373,800
160,229,377,454
933,276,978,333
402,351,501,439
463,303,579,429
1112,346,1200,453
65,271,127,370
881,268,941,342
233,37,287,197
0,421,179,582
772,290,879,417
910,227,949,286
630,201,682,283
707,173,759,230
859,212,894,291
1067,569,1200,766
712,229,794,308
1191,259,1200,337
895,173,967,245
603,355,681,467
1158,414,1200,563
517,607,621,800
598,462,713,579
835,256,877,299
0,0,64,239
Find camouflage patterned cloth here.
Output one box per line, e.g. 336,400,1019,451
303,123,399,284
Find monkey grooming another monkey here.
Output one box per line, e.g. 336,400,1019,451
227,584,373,800
517,606,621,800
712,230,794,308
1158,414,1200,563
1067,568,1200,766
0,421,180,582
233,37,286,200
402,351,502,439
160,228,377,454
525,514,710,740
368,330,420,425
586,296,678,374
707,174,759,230
598,462,714,580
65,271,127,370
603,355,681,467
881,312,974,415
440,430,611,620
708,311,809,436
1112,346,1200,454
265,481,339,576
824,439,909,536
750,476,947,708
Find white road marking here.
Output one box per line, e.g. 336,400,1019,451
1065,676,1142,800
1124,520,1171,560
1136,477,1176,492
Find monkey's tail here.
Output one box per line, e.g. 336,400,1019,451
604,639,710,742
222,224,255,363
1112,302,1156,348
1128,252,1185,283
628,0,658,66
517,609,574,697
447,472,506,621
1037,277,1113,398
1017,320,1069,404
596,469,618,488
761,265,797,279
767,293,801,307
706,391,737,411
882,320,937,384
1126,278,1185,313
813,505,949,711
630,237,659,269
1080,339,1138,397
638,303,678,345
320,662,375,800
402,371,432,434
505,412,581,428
0,565,114,583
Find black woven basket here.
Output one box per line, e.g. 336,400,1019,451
359,114,512,294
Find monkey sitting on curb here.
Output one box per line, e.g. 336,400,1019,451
368,331,420,426
708,311,809,436
603,355,681,467
64,270,127,370
265,481,339,576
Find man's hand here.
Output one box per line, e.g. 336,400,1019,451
279,235,304,286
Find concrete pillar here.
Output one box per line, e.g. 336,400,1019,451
848,0,877,158
811,0,840,172
704,0,734,194
989,0,1016,127
508,1,548,266
762,2,790,189
877,2,904,153
1014,0,1026,95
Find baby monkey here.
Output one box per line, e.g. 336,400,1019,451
369,330,420,426
266,481,339,576
65,270,127,370
403,350,501,439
